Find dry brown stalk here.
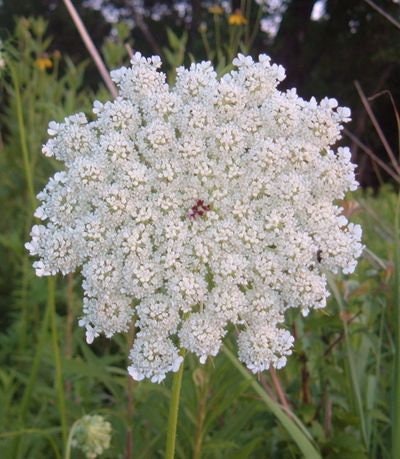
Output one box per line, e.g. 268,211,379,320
62,0,118,97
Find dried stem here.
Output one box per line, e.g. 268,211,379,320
343,128,400,184
354,80,400,175
125,43,134,59
62,0,117,97
269,368,292,416
368,89,400,162
130,5,162,56
260,374,277,400
323,311,362,357
364,0,400,30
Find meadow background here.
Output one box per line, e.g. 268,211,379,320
0,0,400,457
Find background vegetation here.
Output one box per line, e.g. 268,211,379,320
0,1,399,457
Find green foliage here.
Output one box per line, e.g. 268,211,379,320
0,13,399,459
163,28,188,83
101,22,133,70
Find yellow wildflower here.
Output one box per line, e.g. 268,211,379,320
228,10,247,26
208,5,224,15
35,56,53,71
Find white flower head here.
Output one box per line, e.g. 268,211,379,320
27,53,362,382
71,414,112,459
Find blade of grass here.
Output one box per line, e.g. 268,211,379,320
223,346,321,459
327,276,368,448
0,428,61,459
370,299,386,456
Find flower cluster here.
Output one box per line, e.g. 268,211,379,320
26,53,362,382
70,414,112,459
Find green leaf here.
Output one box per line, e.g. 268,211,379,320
223,346,321,459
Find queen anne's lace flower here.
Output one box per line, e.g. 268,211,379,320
26,53,362,382
71,414,112,459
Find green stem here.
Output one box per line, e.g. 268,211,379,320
244,0,252,44
223,346,321,459
200,29,211,61
64,420,79,459
165,354,185,459
213,15,221,62
8,61,36,211
247,5,264,51
49,276,68,447
393,192,400,457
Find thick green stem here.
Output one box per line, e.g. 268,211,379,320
165,354,185,459
49,277,68,447
393,193,400,456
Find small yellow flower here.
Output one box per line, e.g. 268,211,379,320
228,10,247,26
208,4,224,15
35,56,53,71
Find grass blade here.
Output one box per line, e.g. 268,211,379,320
223,346,321,459
327,276,368,448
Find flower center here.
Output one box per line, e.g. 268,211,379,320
188,200,211,219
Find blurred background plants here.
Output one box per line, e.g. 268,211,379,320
1,1,400,458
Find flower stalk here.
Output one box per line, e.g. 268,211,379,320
165,354,185,459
